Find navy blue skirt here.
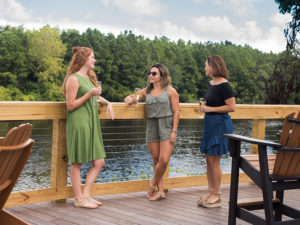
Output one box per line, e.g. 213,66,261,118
200,113,233,156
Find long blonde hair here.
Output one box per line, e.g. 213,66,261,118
62,46,98,95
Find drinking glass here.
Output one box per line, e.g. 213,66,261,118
94,81,102,106
199,98,206,118
135,88,140,107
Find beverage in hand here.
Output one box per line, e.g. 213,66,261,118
135,88,140,101
134,88,140,107
135,91,140,100
199,98,205,118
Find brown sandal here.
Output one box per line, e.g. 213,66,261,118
86,196,103,206
197,189,213,206
147,180,156,199
201,192,222,208
149,191,165,201
74,197,98,209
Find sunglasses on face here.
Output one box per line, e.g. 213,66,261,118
148,71,158,76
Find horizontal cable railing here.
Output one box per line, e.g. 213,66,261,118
1,102,299,207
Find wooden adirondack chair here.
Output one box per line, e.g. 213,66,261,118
0,123,34,225
225,111,300,225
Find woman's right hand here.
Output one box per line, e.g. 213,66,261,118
124,95,137,105
90,87,102,97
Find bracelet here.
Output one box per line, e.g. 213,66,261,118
172,129,178,133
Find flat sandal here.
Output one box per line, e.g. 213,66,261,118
147,180,156,199
74,198,98,209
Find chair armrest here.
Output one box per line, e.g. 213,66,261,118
0,139,34,151
277,147,300,152
224,134,281,148
288,118,300,124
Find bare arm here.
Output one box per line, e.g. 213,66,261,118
169,86,180,145
203,97,236,113
98,96,114,120
124,88,147,105
65,76,99,111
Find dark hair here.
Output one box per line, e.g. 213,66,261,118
62,46,98,95
146,63,171,93
206,55,229,79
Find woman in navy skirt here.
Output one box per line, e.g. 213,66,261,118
198,55,236,208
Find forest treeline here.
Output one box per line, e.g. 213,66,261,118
0,25,298,104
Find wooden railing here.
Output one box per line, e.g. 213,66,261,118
1,101,299,207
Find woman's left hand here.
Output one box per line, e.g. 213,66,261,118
106,102,114,120
169,131,177,145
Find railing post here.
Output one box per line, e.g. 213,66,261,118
250,119,266,154
51,119,68,202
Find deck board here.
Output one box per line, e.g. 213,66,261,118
6,183,300,225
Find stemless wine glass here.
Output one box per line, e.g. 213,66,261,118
199,98,206,118
95,81,102,106
135,88,140,107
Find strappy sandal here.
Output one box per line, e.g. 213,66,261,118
201,192,222,208
86,196,103,206
147,180,156,199
74,197,98,209
149,191,165,201
197,189,213,206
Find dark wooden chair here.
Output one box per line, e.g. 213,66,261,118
0,123,35,225
225,111,300,225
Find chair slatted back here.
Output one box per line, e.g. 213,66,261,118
0,123,32,146
0,123,34,210
273,111,300,176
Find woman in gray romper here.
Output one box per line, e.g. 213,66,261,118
124,64,179,201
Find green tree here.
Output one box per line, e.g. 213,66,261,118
27,25,66,100
275,0,300,50
265,1,300,104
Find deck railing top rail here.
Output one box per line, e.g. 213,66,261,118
0,101,299,121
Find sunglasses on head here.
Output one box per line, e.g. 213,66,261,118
148,71,158,76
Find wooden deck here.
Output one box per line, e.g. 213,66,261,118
6,183,300,225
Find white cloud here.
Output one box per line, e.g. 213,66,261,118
251,26,286,53
106,0,163,17
99,0,110,6
133,20,198,42
192,16,236,38
191,15,286,52
270,12,291,27
0,0,287,53
212,0,255,16
193,0,205,3
0,0,32,21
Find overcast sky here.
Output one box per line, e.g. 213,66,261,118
0,0,292,53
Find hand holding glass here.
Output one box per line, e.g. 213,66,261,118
135,88,140,107
95,81,102,104
199,98,205,118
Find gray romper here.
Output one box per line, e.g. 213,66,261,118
145,87,173,143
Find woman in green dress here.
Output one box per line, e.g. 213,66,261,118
62,46,114,209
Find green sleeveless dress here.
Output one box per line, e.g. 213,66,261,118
66,74,106,163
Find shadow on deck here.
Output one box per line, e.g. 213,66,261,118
6,183,300,225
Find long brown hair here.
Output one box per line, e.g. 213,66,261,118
207,55,229,79
146,63,171,93
62,46,98,95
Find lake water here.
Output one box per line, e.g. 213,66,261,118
0,119,282,191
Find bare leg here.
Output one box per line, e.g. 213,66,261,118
70,163,83,199
83,158,105,197
201,154,215,200
148,142,160,198
205,155,222,202
150,140,174,200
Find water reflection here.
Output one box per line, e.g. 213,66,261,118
0,118,282,191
